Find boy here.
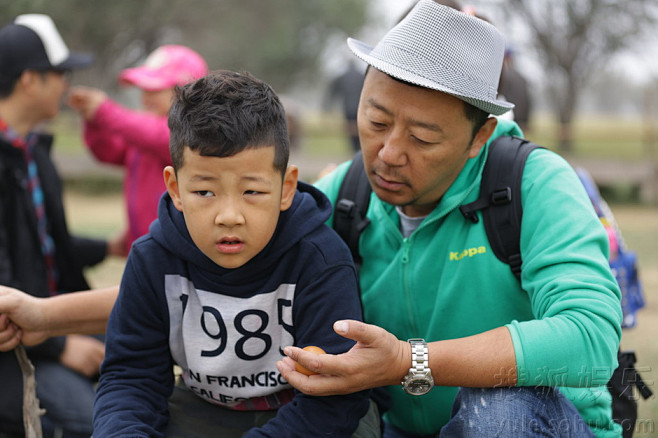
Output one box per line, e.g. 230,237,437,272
92,70,373,437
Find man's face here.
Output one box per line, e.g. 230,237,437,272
35,70,69,120
357,68,494,217
164,146,297,269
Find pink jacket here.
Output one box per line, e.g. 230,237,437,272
84,100,171,253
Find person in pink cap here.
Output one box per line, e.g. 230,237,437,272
68,45,208,255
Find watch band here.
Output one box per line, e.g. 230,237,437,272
402,338,434,395
409,338,429,372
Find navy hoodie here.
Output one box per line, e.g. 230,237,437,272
93,182,369,437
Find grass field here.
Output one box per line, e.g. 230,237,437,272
58,112,657,434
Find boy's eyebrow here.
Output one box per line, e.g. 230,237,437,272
242,175,271,185
189,175,271,184
367,97,444,133
189,175,218,182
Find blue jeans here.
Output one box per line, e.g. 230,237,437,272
35,361,96,438
383,387,595,438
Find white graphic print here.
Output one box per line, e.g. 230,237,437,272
165,275,295,406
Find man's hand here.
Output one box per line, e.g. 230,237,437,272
67,86,107,120
60,334,105,378
0,286,50,350
0,313,21,351
276,320,409,396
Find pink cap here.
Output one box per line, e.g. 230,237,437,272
118,45,208,91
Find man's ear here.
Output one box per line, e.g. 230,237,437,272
280,165,298,211
163,166,183,212
18,70,39,95
468,117,498,159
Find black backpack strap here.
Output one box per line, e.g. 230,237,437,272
334,151,372,269
459,136,542,280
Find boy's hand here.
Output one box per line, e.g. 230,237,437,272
67,86,107,120
0,286,49,349
276,319,409,395
60,334,105,378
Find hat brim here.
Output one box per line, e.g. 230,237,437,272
57,52,94,70
347,38,514,116
118,67,175,92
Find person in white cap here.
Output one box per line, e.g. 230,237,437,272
0,13,122,438
277,2,622,437
67,45,209,256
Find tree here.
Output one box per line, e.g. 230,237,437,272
505,0,658,152
0,0,372,93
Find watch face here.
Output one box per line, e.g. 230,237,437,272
406,378,432,395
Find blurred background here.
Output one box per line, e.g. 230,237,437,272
2,0,657,432
1,0,656,188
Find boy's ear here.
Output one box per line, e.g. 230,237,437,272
163,166,184,212
280,165,298,211
468,117,498,159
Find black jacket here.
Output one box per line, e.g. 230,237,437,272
0,133,107,433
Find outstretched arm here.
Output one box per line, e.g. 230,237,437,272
276,319,517,396
0,285,118,351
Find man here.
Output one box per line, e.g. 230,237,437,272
325,60,364,153
0,14,120,438
499,47,533,132
277,2,622,437
0,3,623,437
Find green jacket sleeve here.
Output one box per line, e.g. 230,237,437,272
507,149,622,387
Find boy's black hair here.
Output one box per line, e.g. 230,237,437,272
168,70,290,175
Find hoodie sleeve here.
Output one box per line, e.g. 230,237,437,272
245,254,370,437
93,244,175,438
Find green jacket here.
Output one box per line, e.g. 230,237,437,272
315,119,622,437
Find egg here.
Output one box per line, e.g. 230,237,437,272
294,345,326,376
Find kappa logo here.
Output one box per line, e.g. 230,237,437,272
449,246,487,261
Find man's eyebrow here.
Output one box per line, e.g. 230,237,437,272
367,98,393,116
366,97,443,133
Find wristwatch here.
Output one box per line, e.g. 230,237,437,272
401,338,434,395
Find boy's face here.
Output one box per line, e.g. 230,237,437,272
164,146,297,269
